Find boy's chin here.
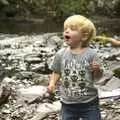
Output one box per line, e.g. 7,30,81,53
65,42,71,46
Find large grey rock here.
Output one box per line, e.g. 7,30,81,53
17,86,48,104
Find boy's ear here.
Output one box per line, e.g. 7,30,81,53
82,33,89,41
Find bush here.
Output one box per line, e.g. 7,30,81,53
56,0,89,18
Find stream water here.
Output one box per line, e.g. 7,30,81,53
0,19,62,34
0,18,120,36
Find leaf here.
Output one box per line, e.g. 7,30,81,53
1,0,9,5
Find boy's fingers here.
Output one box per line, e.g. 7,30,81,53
47,86,52,93
47,85,55,94
92,59,97,64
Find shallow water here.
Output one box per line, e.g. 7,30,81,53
0,18,120,36
0,19,62,35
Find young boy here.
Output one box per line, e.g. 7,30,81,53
47,15,103,120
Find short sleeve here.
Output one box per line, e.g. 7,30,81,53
49,48,65,74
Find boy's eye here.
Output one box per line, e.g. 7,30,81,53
64,27,67,31
70,26,77,30
64,25,77,31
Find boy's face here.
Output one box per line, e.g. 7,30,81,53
63,26,87,48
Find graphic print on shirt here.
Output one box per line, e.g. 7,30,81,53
61,58,91,98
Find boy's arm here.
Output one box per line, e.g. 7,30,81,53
47,71,60,93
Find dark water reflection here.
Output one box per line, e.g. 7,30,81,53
0,19,63,35
0,18,120,36
94,19,120,37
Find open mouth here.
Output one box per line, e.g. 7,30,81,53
65,35,70,40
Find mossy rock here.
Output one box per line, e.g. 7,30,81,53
113,68,120,78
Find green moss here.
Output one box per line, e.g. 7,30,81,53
113,68,120,78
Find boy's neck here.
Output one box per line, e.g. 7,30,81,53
68,46,88,54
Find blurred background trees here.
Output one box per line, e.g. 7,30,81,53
0,0,120,20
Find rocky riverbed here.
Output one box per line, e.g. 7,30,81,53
0,33,120,120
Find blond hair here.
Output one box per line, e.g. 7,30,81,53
64,15,96,42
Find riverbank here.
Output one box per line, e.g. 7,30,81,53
0,16,120,35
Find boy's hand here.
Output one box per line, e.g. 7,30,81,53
90,59,103,80
90,59,99,72
47,84,56,94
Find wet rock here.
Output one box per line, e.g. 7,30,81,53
103,76,120,90
17,86,48,104
0,86,11,106
113,67,120,78
95,70,113,85
29,101,61,120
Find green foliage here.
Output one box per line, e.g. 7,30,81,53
113,68,120,78
0,0,9,5
0,0,90,19
94,34,110,45
99,34,109,45
56,0,89,18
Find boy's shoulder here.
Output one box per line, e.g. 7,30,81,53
86,47,97,54
56,47,67,55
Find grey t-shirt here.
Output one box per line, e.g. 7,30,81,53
50,47,100,104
